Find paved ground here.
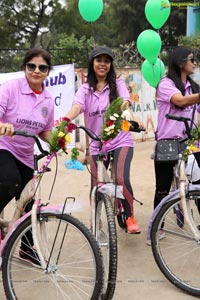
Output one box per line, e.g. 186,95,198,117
0,140,197,299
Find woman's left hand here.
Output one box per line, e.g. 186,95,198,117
0,122,14,136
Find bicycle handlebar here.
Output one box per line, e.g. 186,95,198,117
129,120,146,133
165,114,191,122
78,126,101,141
14,130,50,156
78,120,145,142
165,114,192,140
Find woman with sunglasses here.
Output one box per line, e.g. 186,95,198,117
0,48,54,264
146,46,200,245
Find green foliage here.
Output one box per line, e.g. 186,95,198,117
159,7,187,47
71,147,79,161
178,33,200,61
183,125,200,161
0,0,63,48
49,118,71,153
103,0,148,46
51,33,95,67
0,0,199,71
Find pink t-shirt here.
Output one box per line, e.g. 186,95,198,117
73,78,133,154
0,76,54,168
156,76,196,140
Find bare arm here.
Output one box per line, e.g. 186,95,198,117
171,92,200,107
39,131,51,142
65,104,81,121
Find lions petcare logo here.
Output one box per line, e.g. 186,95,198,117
41,106,48,118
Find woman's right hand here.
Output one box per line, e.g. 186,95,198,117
0,122,14,136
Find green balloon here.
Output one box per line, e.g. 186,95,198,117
141,58,165,88
78,0,103,22
145,0,171,29
136,29,162,64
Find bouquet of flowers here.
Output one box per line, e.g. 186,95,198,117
49,117,77,153
100,97,131,141
183,125,200,160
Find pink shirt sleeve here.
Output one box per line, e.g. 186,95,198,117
116,78,131,102
156,77,195,140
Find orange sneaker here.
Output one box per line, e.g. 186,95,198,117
126,216,141,234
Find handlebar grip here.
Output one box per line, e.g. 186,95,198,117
14,130,31,136
165,114,191,122
129,120,146,132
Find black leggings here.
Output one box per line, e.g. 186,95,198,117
0,150,33,250
154,160,176,209
0,150,33,212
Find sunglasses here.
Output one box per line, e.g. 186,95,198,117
183,58,195,64
26,63,50,73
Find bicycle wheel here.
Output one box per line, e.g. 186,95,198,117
2,212,103,300
151,196,200,297
95,191,117,300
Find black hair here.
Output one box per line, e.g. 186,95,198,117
167,46,199,95
86,56,118,103
21,48,52,70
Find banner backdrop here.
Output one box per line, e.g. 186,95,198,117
0,64,75,149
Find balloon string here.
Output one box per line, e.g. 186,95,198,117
90,22,95,43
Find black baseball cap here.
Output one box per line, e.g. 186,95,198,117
90,46,114,60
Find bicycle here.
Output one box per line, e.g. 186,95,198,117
147,114,200,297
78,120,145,300
0,130,104,300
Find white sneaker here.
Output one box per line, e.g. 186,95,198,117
146,229,166,246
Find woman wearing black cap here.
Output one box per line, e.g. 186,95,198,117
65,46,140,234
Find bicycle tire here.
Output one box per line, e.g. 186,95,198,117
95,191,117,300
2,212,104,300
151,196,200,297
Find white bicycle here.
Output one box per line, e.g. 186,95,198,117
148,114,200,297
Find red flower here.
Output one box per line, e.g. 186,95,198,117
62,117,70,123
106,120,114,127
58,137,66,149
67,123,77,132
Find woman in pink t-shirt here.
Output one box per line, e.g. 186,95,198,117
147,47,200,245
65,46,140,234
0,48,54,264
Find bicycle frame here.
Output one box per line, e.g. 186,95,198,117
90,157,125,233
0,151,79,270
148,113,200,243
179,160,200,241
147,181,200,242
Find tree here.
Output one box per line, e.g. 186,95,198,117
178,33,200,60
51,33,95,67
0,0,197,72
103,0,148,46
0,0,64,48
159,6,187,47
